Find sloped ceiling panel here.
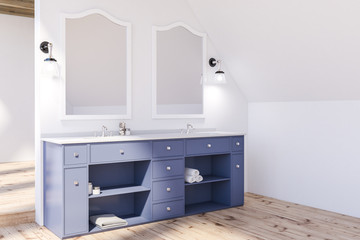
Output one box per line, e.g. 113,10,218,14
187,0,360,102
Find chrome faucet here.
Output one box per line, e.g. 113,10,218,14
101,125,108,137
186,123,194,134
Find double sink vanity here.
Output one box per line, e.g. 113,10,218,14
43,7,244,240
43,131,245,239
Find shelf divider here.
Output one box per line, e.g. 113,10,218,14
184,175,230,186
89,185,150,199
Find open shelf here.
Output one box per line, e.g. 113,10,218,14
89,215,149,233
185,201,228,215
89,185,150,199
89,191,151,232
89,160,151,195
185,154,230,180
185,177,230,215
185,175,230,186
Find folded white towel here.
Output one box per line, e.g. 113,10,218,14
185,168,200,176
90,214,128,229
184,175,196,183
195,175,203,183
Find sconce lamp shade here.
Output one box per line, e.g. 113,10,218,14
42,60,60,79
209,57,226,84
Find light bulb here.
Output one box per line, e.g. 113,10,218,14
215,70,226,84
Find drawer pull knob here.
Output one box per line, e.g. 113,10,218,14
166,187,171,192
166,207,171,212
166,146,171,151
74,181,79,186
207,144,212,148
166,166,171,171
236,142,240,146
74,153,79,158
119,149,125,155
236,164,240,169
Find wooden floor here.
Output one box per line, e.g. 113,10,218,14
1,161,360,240
0,161,35,226
0,193,359,240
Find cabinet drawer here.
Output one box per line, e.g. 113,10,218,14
153,159,184,179
186,137,230,156
64,145,87,165
90,141,151,163
232,136,244,152
153,140,184,158
153,179,184,201
153,200,184,220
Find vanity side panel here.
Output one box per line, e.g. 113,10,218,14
43,142,64,239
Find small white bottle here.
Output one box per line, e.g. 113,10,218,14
88,182,93,195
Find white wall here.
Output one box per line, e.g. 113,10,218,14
0,14,34,163
35,0,248,224
248,101,360,218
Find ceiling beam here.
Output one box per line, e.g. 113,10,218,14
0,0,34,18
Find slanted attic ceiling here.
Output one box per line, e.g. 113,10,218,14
187,0,360,102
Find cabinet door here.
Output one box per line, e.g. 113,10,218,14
64,167,88,235
231,153,244,206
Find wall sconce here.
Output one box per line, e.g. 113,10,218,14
209,58,226,84
40,41,60,79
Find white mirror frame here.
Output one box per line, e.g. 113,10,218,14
60,9,132,120
152,22,207,119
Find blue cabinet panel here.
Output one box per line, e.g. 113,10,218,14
64,145,87,165
152,178,184,201
231,153,244,206
152,158,184,179
232,136,244,152
64,167,88,235
153,140,184,158
91,141,151,163
186,137,230,156
152,200,184,220
44,135,244,238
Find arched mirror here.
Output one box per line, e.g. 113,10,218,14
152,22,206,118
62,9,131,120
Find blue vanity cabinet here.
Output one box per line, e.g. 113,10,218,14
43,134,244,238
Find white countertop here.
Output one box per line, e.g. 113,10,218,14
42,131,245,145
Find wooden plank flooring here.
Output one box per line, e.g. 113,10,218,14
0,193,359,240
1,161,360,239
0,161,35,226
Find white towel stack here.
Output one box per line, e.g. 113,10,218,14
90,214,128,229
185,167,203,183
